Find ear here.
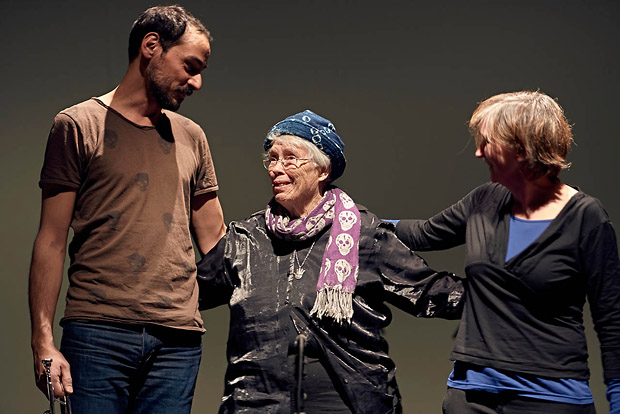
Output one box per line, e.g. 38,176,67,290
141,32,161,59
514,145,527,162
317,166,331,183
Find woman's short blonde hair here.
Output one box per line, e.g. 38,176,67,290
469,90,573,179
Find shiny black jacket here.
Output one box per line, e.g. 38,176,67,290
197,206,464,413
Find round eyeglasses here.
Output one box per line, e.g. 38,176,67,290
262,156,311,170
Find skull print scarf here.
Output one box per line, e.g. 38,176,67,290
265,187,361,323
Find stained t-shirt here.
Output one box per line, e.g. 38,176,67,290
40,98,218,331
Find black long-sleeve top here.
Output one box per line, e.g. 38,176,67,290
395,182,620,382
197,206,464,413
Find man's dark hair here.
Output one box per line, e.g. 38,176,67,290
127,5,212,62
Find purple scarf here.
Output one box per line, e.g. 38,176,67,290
265,187,361,323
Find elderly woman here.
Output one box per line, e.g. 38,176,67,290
197,110,464,413
394,91,620,413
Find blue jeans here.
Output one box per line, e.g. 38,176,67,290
60,320,202,414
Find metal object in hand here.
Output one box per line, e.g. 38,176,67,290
42,358,72,414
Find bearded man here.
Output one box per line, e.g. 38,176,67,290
29,6,225,413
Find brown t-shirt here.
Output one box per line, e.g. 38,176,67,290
40,98,218,331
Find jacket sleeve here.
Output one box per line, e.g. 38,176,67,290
394,184,486,251
361,218,465,320
196,228,235,310
581,219,620,382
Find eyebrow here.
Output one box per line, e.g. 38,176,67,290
187,55,208,70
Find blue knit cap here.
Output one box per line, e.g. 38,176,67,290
265,110,346,181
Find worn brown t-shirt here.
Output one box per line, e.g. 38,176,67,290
40,98,218,331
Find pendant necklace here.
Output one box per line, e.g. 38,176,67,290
293,239,317,279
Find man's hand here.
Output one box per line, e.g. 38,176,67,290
33,343,72,398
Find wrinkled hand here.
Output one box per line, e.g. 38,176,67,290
33,344,73,398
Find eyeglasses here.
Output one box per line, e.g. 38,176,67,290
262,156,311,170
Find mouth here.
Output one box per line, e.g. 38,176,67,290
176,87,193,99
272,181,291,192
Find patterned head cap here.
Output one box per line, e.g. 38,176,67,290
265,110,346,181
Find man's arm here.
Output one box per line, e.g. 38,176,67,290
191,191,226,256
29,185,76,397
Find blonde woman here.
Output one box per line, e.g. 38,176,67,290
396,91,620,413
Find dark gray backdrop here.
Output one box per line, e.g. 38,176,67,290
2,0,619,412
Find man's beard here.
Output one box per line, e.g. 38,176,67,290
145,64,193,111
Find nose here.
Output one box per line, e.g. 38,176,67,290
268,161,287,181
475,146,484,158
188,73,202,91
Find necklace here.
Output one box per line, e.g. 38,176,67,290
292,239,317,279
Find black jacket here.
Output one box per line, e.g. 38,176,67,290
396,182,620,381
197,206,464,413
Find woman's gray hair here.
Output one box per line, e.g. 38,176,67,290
264,134,332,177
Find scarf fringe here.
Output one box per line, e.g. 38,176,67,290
310,285,353,324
